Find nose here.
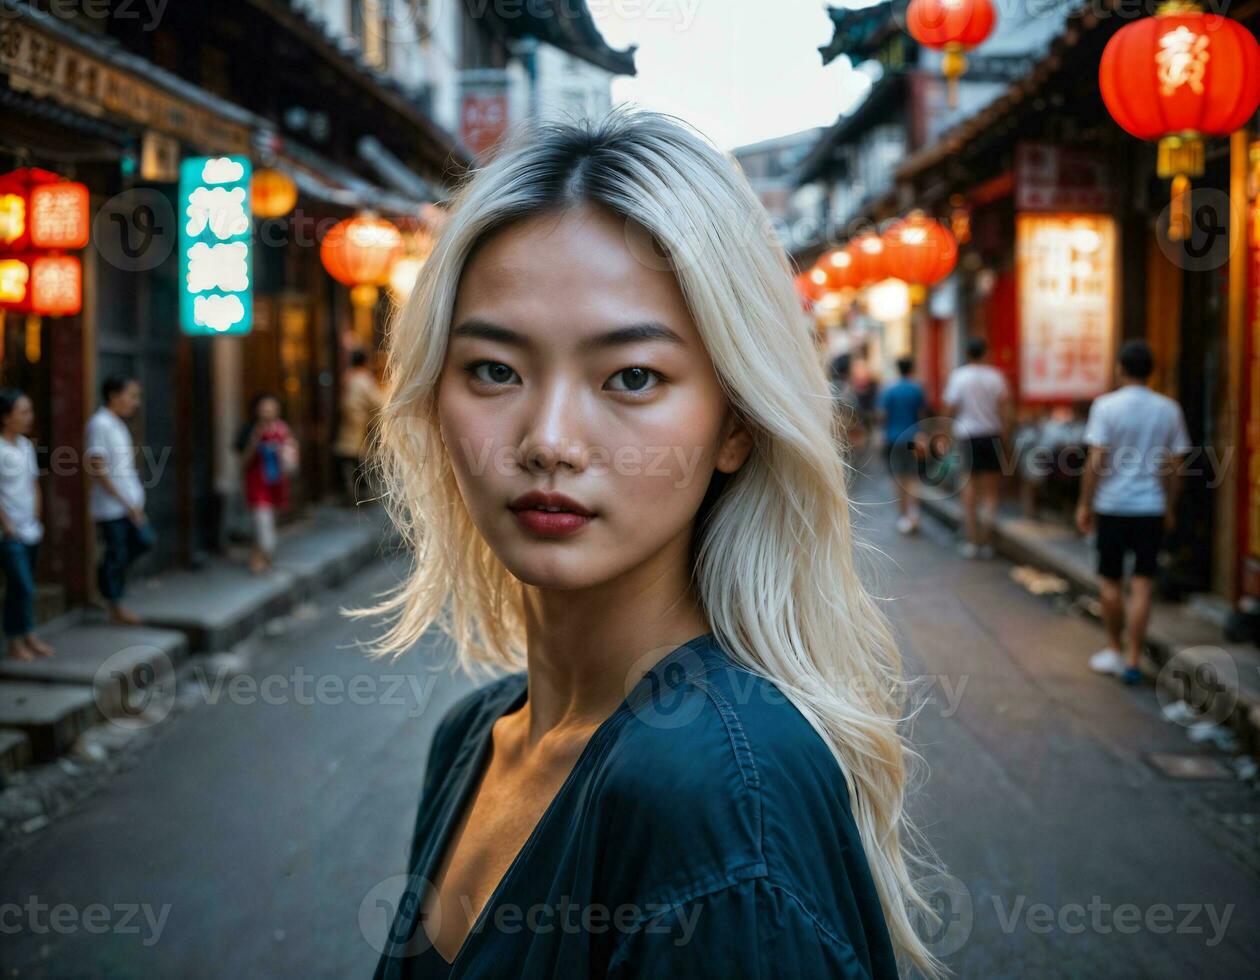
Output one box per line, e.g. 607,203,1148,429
517,375,587,475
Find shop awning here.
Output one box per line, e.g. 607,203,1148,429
465,0,638,76
795,73,906,185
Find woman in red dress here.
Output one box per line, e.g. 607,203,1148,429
236,393,298,574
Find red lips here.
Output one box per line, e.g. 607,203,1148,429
508,490,595,517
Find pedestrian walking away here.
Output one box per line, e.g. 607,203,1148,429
334,347,384,507
0,389,54,660
1076,339,1191,686
236,393,299,575
943,337,1010,559
364,113,931,980
84,375,153,626
877,355,928,535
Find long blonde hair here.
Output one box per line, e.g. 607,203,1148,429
363,110,945,978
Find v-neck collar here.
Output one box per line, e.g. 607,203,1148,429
414,630,718,973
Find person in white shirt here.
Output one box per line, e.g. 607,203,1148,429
1076,340,1190,685
333,348,384,506
85,375,153,625
943,338,1010,559
0,389,54,661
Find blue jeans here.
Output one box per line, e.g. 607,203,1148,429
1,539,38,638
97,517,153,603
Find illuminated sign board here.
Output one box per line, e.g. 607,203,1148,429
178,155,253,335
1017,213,1116,402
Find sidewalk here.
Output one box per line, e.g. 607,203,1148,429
0,505,394,774
921,495,1260,755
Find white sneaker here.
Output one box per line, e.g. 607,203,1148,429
896,516,915,535
978,545,995,560
958,542,979,559
1089,648,1125,676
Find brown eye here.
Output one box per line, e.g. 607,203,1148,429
467,362,518,386
606,367,661,394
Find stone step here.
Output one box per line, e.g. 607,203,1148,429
0,683,101,762
0,625,188,722
0,727,32,776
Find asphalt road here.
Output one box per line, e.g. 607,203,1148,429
2,468,1256,978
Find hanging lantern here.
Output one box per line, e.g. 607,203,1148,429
0,255,82,316
320,213,404,287
0,169,90,252
883,213,958,287
1100,2,1260,241
846,233,889,286
816,247,859,290
250,168,298,219
906,0,996,108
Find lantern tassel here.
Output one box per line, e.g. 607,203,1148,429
942,44,966,109
1168,174,1191,242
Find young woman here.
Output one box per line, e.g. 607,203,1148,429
0,389,53,661
236,394,298,574
365,113,942,979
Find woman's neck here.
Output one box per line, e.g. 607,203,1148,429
1,429,19,443
516,532,709,745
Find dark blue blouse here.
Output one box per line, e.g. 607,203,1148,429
373,632,899,979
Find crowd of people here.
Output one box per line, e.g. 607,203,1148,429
0,348,384,660
830,336,1191,687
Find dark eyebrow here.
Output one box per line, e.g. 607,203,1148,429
450,319,686,353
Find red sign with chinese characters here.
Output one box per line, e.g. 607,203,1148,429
29,181,89,249
460,91,509,159
1017,214,1116,402
1015,143,1114,213
0,168,88,316
0,254,82,316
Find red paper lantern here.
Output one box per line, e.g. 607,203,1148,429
0,168,90,253
320,213,404,287
883,213,959,286
0,254,82,316
906,0,996,106
846,233,889,286
1099,3,1260,239
816,247,859,290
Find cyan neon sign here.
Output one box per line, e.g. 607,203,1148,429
178,155,253,335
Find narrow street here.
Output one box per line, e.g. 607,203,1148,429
2,466,1256,978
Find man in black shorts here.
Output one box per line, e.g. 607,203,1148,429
943,339,1010,558
1076,340,1190,685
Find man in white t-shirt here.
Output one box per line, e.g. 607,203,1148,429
85,375,153,624
943,338,1010,559
1076,340,1190,685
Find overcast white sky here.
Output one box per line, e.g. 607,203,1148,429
588,1,874,150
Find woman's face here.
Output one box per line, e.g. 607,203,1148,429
256,397,280,423
5,396,33,435
437,205,751,590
